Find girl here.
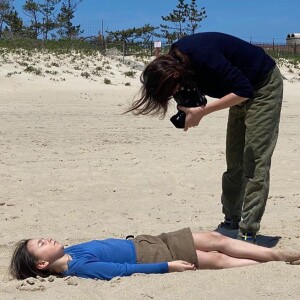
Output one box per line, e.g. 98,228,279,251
10,228,299,280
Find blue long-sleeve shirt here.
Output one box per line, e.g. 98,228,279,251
63,239,168,280
173,32,275,99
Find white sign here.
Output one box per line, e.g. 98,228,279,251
154,41,162,48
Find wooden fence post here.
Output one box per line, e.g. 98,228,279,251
123,41,125,63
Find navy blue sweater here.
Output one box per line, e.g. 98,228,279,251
173,32,275,99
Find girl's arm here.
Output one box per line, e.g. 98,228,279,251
67,260,194,280
68,261,167,280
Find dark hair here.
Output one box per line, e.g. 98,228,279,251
10,239,50,280
125,46,194,117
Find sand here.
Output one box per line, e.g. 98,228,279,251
0,50,299,299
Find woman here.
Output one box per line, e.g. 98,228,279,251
127,32,283,243
10,228,299,280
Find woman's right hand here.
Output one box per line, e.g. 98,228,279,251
168,260,196,272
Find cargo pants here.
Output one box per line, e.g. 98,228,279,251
221,66,283,234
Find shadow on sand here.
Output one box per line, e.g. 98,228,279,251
214,227,281,248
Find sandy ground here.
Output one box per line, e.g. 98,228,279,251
0,51,299,299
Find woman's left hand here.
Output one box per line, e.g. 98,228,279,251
178,105,206,131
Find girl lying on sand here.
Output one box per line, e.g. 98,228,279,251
10,228,300,280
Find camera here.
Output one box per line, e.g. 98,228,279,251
170,88,207,128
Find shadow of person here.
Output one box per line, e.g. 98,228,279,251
214,227,281,248
214,227,239,239
255,234,281,247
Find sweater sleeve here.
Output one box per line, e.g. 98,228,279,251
72,261,169,280
194,48,254,99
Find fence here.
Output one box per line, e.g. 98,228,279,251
0,37,300,60
253,43,300,57
96,39,300,59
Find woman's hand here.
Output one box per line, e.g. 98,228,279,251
177,106,206,131
168,260,196,272
178,93,248,132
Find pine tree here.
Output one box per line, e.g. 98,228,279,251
3,8,23,36
0,0,12,37
187,0,206,35
106,24,158,44
39,0,61,40
57,0,83,39
23,0,41,38
160,0,188,42
160,0,207,42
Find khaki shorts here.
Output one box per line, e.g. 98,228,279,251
133,227,198,267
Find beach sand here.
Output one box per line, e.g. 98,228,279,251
0,50,299,299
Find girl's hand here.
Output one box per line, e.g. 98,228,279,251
177,106,206,131
168,260,196,272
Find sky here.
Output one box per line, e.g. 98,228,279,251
13,0,300,44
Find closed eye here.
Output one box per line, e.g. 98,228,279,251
38,239,44,247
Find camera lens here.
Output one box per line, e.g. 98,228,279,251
170,88,207,129
170,111,186,128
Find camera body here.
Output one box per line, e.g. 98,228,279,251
170,88,207,128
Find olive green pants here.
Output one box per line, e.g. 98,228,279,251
221,66,283,234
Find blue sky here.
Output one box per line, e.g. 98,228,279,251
14,0,300,43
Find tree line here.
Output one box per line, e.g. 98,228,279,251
0,0,83,39
0,0,207,43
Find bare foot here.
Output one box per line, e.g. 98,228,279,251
278,249,300,263
290,259,300,265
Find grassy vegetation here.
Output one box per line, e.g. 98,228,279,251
1,37,299,63
266,50,300,64
24,65,42,75
124,70,136,78
0,38,101,54
1,38,299,83
104,78,111,84
0,37,154,58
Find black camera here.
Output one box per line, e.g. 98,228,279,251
170,88,207,128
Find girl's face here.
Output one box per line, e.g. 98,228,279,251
27,238,64,265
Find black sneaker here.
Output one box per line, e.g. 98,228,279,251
237,231,257,244
218,217,240,230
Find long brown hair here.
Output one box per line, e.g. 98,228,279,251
10,239,51,280
125,46,194,117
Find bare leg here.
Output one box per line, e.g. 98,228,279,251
192,231,300,263
196,250,260,269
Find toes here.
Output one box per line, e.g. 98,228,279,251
290,259,300,265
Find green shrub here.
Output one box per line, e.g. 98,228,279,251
81,72,90,78
45,70,58,75
17,61,28,67
124,70,136,78
104,78,111,84
24,66,42,75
